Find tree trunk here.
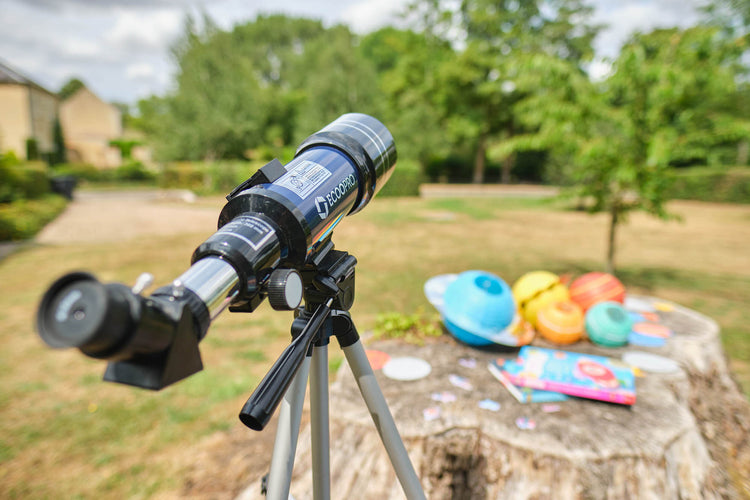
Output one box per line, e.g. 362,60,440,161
606,203,619,274
472,134,487,184
500,153,514,185
236,297,750,500
738,140,749,166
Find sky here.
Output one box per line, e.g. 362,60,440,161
0,0,707,105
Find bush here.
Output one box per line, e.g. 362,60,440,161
52,163,111,183
0,160,51,203
377,159,424,197
159,161,260,194
114,161,156,182
0,195,67,241
668,167,750,204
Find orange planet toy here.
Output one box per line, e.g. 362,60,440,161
569,272,625,311
537,301,585,345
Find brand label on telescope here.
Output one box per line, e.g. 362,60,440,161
221,215,276,251
276,160,331,200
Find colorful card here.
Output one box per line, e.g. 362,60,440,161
499,346,636,405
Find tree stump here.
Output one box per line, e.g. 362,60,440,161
237,297,750,499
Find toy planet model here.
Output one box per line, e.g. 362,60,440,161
585,301,633,347
569,272,626,311
536,300,585,345
512,271,570,328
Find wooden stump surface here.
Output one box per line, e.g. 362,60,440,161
237,297,750,499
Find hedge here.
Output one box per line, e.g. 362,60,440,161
0,160,51,203
668,167,750,204
0,195,68,241
377,159,424,197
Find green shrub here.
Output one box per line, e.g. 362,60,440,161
159,162,206,190
0,195,68,241
0,160,51,203
377,159,424,197
158,161,260,194
114,161,156,182
51,163,111,183
372,310,442,345
668,167,750,204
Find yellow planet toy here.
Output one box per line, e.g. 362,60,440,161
512,271,570,328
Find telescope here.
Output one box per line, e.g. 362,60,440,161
36,113,395,391
36,113,428,499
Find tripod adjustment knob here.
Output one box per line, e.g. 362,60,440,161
267,269,303,311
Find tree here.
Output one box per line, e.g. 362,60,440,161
135,14,384,161
508,27,750,272
58,78,85,100
359,27,454,165
405,0,599,183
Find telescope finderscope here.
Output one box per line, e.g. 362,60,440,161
36,113,396,390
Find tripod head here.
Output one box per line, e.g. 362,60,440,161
239,242,359,431
35,113,396,390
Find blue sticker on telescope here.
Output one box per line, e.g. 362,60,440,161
275,160,331,199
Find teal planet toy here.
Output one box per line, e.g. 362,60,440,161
585,301,633,347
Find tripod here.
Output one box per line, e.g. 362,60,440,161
238,244,426,500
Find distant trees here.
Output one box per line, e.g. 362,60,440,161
137,15,382,161
127,9,750,272
506,26,750,272
402,0,600,183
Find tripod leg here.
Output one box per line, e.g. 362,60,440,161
266,356,310,500
310,344,330,499
342,340,426,500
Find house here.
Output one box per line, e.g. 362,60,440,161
60,86,122,167
0,59,59,160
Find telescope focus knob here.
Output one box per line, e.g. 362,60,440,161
267,269,303,311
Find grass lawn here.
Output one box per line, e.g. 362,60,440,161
0,194,748,498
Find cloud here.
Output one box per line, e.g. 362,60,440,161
589,0,705,58
341,0,410,33
126,62,155,80
105,9,184,52
16,0,192,11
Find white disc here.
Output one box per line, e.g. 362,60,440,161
382,356,432,381
622,351,680,373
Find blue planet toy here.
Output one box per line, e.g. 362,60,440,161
440,271,519,347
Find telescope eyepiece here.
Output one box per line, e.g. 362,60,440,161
37,272,139,359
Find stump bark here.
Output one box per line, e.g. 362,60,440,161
237,297,750,499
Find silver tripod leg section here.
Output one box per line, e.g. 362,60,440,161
266,357,311,500
310,344,330,500
342,340,426,500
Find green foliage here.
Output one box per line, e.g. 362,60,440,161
58,77,85,100
372,309,442,344
0,195,67,241
402,0,599,183
51,163,108,183
25,138,39,161
158,161,258,194
51,119,66,165
377,159,425,197
0,159,51,203
113,161,156,182
668,167,750,203
137,14,383,161
109,139,141,160
507,26,750,271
